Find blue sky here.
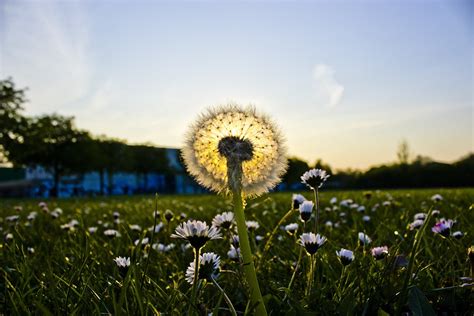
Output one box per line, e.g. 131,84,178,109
1,0,472,169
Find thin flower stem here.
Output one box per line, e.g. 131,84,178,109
284,246,303,302
260,208,295,265
232,180,267,316
141,193,158,290
211,277,238,316
189,247,201,315
313,188,320,234
306,254,316,297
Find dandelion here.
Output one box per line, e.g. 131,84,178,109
185,252,220,284
212,211,234,229
432,218,453,237
336,248,354,265
299,201,314,222
182,105,287,197
431,194,443,202
284,223,299,235
371,246,389,260
452,231,464,239
182,105,286,315
292,194,306,209
171,220,221,249
246,220,260,231
358,232,372,245
301,169,330,190
104,229,121,238
299,233,327,255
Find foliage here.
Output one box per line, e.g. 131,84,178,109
1,189,472,314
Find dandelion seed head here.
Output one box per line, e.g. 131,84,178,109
182,104,287,197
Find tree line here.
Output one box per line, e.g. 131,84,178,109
1,78,472,196
0,78,172,196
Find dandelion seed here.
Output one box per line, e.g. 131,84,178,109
212,211,234,229
292,194,306,209
358,232,372,245
371,246,389,260
336,248,354,265
182,105,287,196
299,233,327,255
299,200,314,222
301,169,330,190
185,252,220,284
171,220,221,249
432,218,453,237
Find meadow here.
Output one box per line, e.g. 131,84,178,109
1,188,473,315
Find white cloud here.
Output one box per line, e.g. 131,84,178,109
313,64,344,107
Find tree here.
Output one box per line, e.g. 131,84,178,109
282,157,310,186
130,144,169,192
397,139,411,165
0,78,29,164
313,159,333,175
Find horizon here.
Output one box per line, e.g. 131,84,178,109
1,0,472,169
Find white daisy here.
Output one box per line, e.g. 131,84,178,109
299,233,327,255
212,211,235,229
301,169,330,190
336,248,354,265
171,220,221,249
185,252,220,284
299,200,314,222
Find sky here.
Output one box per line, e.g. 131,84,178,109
1,0,472,170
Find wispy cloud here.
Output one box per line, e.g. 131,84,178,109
2,1,92,114
312,64,344,107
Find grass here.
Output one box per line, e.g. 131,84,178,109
1,188,473,315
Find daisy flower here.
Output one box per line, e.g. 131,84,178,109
431,194,443,202
409,219,425,230
114,256,130,268
104,229,121,238
301,169,330,190
299,200,314,222
452,231,464,239
212,211,235,229
245,220,260,231
284,223,299,235
432,218,453,237
292,194,306,209
299,233,327,255
358,232,372,245
371,246,389,260
227,245,241,261
185,252,220,284
336,248,354,265
171,220,221,249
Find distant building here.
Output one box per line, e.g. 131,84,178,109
0,148,206,198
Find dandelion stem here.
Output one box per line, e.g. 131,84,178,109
211,277,238,316
230,163,267,316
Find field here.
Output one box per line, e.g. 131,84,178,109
1,188,473,315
